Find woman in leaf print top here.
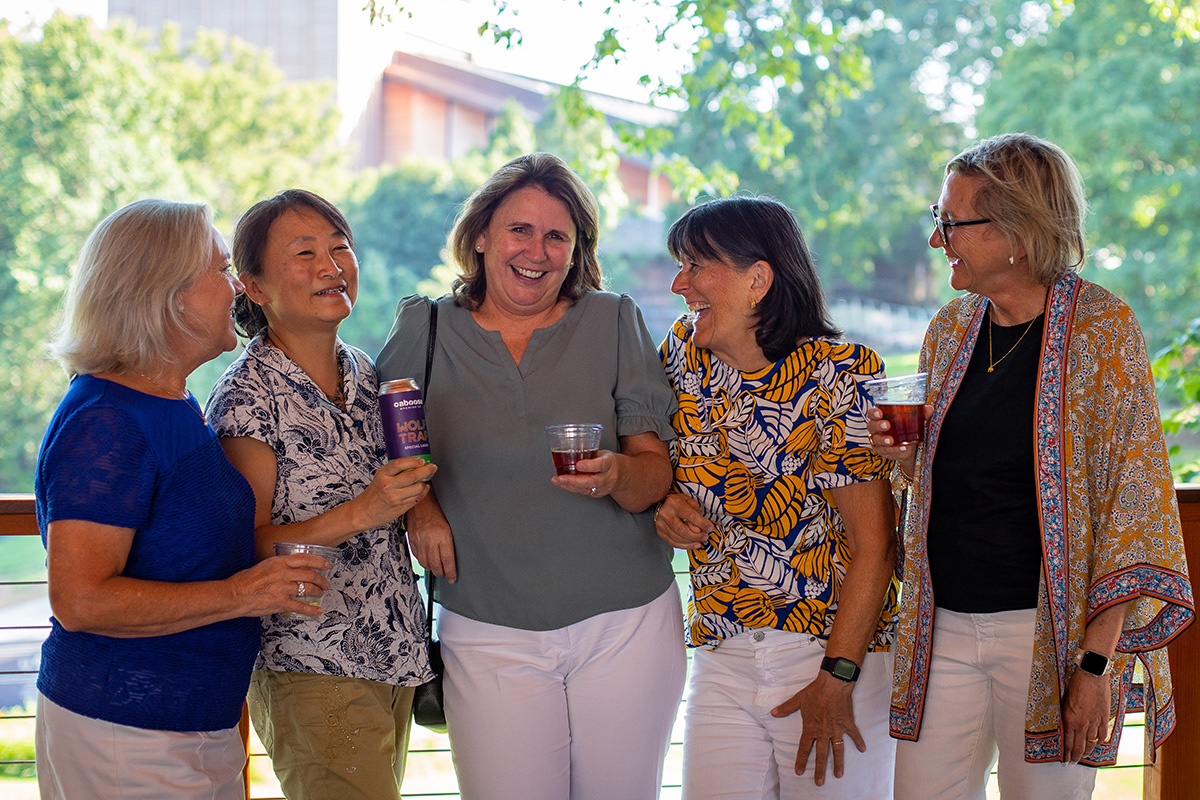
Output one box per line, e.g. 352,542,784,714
206,190,436,800
656,196,898,800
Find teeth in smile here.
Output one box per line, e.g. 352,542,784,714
513,266,544,279
687,303,710,313
316,287,344,295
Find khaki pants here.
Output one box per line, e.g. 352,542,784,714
248,670,416,800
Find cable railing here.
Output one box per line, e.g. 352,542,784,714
2,490,1198,799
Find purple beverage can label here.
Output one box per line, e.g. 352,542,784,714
379,378,432,462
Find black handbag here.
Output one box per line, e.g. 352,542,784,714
411,571,446,733
411,298,447,734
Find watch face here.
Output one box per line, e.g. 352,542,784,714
1079,651,1109,676
822,656,860,682
832,660,857,680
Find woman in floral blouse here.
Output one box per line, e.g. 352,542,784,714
206,190,436,800
655,196,898,799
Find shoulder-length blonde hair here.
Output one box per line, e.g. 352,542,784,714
946,132,1088,285
51,198,216,375
448,152,602,310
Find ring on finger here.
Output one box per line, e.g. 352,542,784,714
831,740,844,748
297,581,306,598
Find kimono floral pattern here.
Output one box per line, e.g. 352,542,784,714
661,318,897,649
889,275,1193,764
206,334,432,686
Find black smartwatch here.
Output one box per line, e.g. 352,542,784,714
1074,649,1111,677
820,656,861,683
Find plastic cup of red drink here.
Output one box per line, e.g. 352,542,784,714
864,373,929,445
545,424,603,475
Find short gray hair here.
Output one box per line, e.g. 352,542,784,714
51,198,215,375
947,133,1088,285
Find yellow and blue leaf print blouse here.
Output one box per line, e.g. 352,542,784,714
661,317,898,649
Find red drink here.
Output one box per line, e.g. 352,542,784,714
552,449,599,475
878,402,925,445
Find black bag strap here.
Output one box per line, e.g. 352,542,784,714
423,298,438,640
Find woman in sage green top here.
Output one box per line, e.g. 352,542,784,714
377,152,685,800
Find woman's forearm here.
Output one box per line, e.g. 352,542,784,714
823,480,897,665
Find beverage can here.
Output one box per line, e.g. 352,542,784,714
379,378,432,462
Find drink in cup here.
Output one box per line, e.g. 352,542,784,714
273,541,339,619
546,424,603,476
379,378,432,464
864,373,929,445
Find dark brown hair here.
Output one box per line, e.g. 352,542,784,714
231,189,354,337
667,196,840,362
448,152,601,310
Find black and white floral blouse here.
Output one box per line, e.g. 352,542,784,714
206,333,432,686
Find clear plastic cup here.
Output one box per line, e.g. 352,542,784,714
273,541,339,619
545,423,603,475
864,373,929,445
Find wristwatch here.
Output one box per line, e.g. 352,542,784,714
820,656,861,683
1074,649,1112,677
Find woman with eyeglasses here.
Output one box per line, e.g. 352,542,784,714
869,133,1192,799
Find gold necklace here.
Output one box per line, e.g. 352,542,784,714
136,371,208,425
987,313,1038,373
137,370,189,400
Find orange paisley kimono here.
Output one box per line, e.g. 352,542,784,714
890,274,1193,764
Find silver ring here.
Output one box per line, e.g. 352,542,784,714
297,581,306,598
590,487,597,495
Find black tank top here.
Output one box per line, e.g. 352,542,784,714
927,312,1045,613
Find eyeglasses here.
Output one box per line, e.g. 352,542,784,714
930,204,991,243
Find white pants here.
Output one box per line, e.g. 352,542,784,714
894,608,1098,800
35,693,246,800
439,586,687,800
681,628,895,800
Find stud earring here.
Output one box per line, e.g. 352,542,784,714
476,245,483,252
1009,255,1015,264
750,297,758,309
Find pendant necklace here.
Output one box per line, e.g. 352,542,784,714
987,313,1038,373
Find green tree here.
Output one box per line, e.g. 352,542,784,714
339,161,477,356
973,0,1200,350
0,13,344,491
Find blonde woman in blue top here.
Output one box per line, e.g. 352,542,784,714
35,199,329,800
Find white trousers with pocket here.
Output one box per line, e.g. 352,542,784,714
439,585,687,800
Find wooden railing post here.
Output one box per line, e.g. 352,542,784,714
1145,485,1200,800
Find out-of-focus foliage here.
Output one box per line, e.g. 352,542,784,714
1148,0,1200,39
974,0,1200,346
1153,319,1200,482
0,13,345,490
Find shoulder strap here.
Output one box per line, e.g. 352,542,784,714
423,298,438,628
424,298,438,392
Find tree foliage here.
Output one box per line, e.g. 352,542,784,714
974,0,1200,346
0,14,345,490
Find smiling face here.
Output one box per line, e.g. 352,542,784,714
245,207,358,335
177,227,244,360
474,185,576,320
670,251,770,370
931,171,1023,297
